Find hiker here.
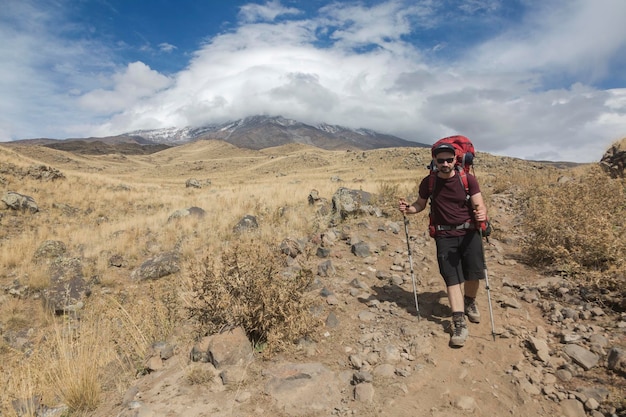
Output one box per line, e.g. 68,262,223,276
399,142,487,347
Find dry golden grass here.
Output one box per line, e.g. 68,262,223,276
47,322,108,413
1,140,620,415
522,166,626,275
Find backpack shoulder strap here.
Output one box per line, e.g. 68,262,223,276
427,171,437,197
427,172,437,238
429,168,469,200
457,167,470,201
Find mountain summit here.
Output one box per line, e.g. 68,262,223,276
8,115,429,154
127,115,429,150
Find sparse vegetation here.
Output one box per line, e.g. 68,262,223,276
522,167,626,276
47,322,108,413
1,141,624,416
186,238,320,354
0,141,351,414
184,363,216,385
375,180,403,212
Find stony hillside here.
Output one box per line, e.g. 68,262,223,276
0,141,624,417
90,200,625,417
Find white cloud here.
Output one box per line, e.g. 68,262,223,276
470,0,626,83
159,43,177,53
0,0,116,140
1,0,624,163
317,1,436,53
238,0,301,23
458,0,500,14
418,83,622,162
79,62,172,113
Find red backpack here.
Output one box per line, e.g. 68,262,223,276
427,135,490,238
431,135,475,173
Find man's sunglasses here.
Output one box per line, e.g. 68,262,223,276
436,157,455,164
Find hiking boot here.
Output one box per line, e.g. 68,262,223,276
450,318,469,347
465,300,481,323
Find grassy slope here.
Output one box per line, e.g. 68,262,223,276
0,141,612,415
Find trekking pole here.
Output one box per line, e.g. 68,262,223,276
402,214,420,320
479,226,496,341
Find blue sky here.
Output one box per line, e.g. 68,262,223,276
1,0,625,162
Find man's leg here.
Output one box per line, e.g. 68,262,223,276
447,283,464,312
447,284,469,347
437,237,469,347
464,280,479,298
463,280,481,323
461,231,484,323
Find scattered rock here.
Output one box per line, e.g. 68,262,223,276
264,362,341,416
130,251,180,281
453,395,477,412
191,326,253,369
600,137,626,178
42,257,89,314
33,240,67,261
607,347,626,375
354,383,375,403
233,214,259,233
167,206,206,222
562,344,600,371
185,178,202,188
560,399,586,417
2,191,39,213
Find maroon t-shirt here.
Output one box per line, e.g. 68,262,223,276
418,172,481,237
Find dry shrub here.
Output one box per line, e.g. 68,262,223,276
522,167,626,275
376,181,400,205
184,363,216,385
187,238,320,354
47,323,108,413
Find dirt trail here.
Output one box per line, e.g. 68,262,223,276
93,216,579,417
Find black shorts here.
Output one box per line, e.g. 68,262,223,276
435,231,485,287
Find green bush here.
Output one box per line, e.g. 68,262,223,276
187,239,320,355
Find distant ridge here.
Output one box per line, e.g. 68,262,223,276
6,115,429,154
127,115,429,151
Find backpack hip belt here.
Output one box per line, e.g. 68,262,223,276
435,222,474,231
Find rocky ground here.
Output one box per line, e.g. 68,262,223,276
89,196,626,417
2,141,625,417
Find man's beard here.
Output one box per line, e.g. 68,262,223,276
439,165,452,174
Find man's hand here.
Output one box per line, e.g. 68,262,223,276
399,199,411,213
473,204,487,222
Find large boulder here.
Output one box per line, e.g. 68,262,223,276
233,214,259,233
42,257,89,314
264,362,342,416
190,326,253,369
2,191,39,213
600,137,626,178
331,187,381,221
33,240,67,261
608,347,626,375
130,251,181,281
27,165,65,181
167,206,206,222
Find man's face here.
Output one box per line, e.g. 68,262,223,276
435,151,455,174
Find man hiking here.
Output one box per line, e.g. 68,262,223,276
399,142,487,348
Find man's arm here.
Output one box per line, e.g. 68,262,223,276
470,192,487,222
399,196,428,214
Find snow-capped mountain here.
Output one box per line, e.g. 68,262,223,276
127,115,428,150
